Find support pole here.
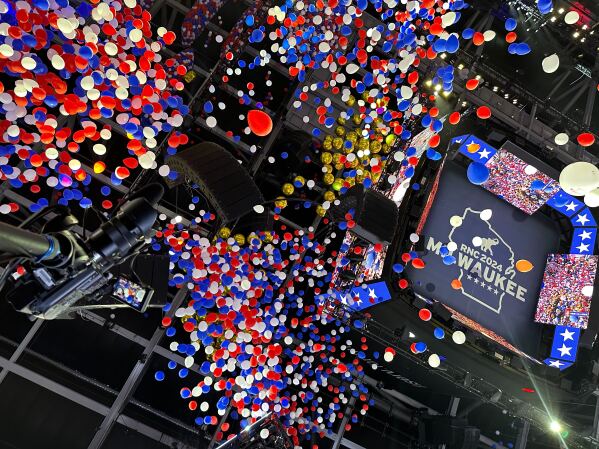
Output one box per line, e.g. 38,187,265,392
515,420,530,449
208,405,232,449
332,396,356,449
86,287,189,449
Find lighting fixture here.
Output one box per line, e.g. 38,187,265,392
549,421,562,433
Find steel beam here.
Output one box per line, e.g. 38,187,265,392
515,420,530,449
207,405,232,449
592,390,599,441
332,396,356,449
0,354,197,449
0,319,43,385
86,287,189,449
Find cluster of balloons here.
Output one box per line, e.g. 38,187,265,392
559,162,599,207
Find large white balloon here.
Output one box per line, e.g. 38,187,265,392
584,188,599,207
554,133,569,145
542,54,560,73
565,11,580,25
452,331,466,345
428,354,441,368
559,162,599,196
483,30,496,42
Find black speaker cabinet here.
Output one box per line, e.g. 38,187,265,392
166,142,265,224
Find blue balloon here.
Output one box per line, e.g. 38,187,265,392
446,35,459,53
552,192,569,207
415,342,427,353
505,18,517,31
467,162,490,185
154,371,165,381
530,179,545,191
443,255,456,265
462,28,474,39
434,328,445,339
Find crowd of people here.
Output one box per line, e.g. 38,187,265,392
483,151,559,215
535,254,598,328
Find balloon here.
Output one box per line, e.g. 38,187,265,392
467,162,490,185
554,133,569,145
466,79,479,90
506,32,517,43
542,54,559,73
565,11,580,25
449,111,461,124
452,331,466,344
515,259,534,272
247,109,273,136
584,188,599,208
434,328,445,339
559,162,599,196
428,354,441,368
483,30,496,42
476,106,491,119
414,342,427,353
450,215,463,227
480,209,493,221
505,18,517,31
383,351,394,362
419,308,432,321
473,32,485,46
451,279,462,289
582,286,594,297
577,132,595,147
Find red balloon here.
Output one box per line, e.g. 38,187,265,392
577,132,595,147
473,32,485,46
412,258,425,269
247,109,273,136
398,279,409,289
476,106,491,119
429,134,440,148
449,111,461,125
410,343,418,354
505,32,517,43
465,79,479,91
418,308,432,321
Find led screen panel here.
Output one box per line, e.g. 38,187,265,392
534,254,598,329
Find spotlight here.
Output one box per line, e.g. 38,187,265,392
549,420,562,433
434,84,442,92
425,79,433,87
573,32,579,38
558,8,564,13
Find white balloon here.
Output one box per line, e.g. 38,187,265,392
584,188,599,208
564,11,580,25
542,54,560,74
472,236,482,247
524,165,538,175
441,12,456,27
582,286,594,297
452,331,466,345
554,133,569,145
483,30,496,42
449,215,463,227
383,351,394,362
447,241,458,252
480,209,493,221
559,162,599,196
253,204,265,213
428,353,441,368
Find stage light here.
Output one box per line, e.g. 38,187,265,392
551,16,556,21
558,8,564,13
442,91,451,98
549,420,562,433
440,53,447,59
573,32,579,38
425,79,432,87
434,84,442,92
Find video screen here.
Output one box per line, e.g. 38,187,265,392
331,233,388,289
535,254,598,329
380,126,438,204
482,150,560,215
113,277,151,312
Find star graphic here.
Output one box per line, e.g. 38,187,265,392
474,278,479,284
565,202,578,212
368,288,376,298
560,329,576,341
548,360,564,368
487,285,493,291
466,141,480,153
478,148,491,159
576,243,590,253
466,274,472,280
494,289,499,295
480,281,486,288
576,213,590,226
578,230,593,241
557,344,572,357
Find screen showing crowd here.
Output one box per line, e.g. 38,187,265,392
535,254,598,329
482,150,560,215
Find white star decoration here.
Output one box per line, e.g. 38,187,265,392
579,230,593,241
557,344,572,357
576,213,590,226
576,243,590,253
560,329,576,341
565,202,578,212
549,360,564,368
478,148,491,159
